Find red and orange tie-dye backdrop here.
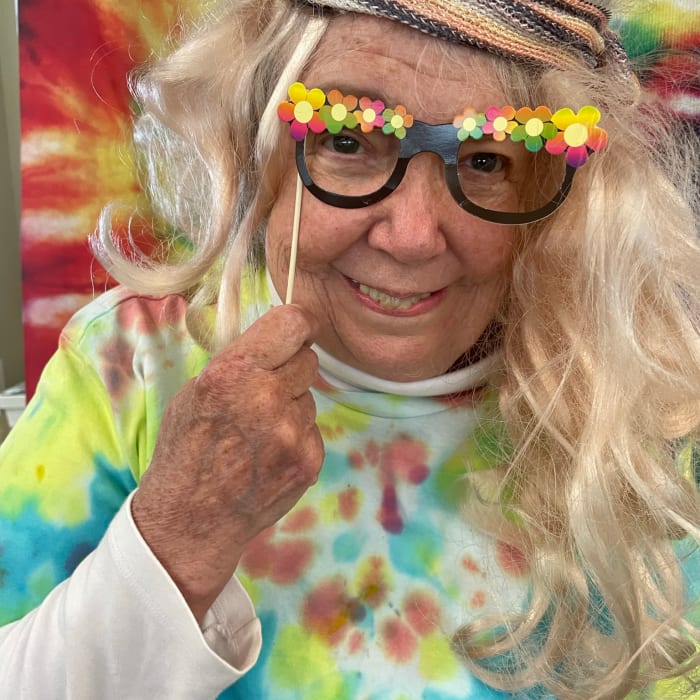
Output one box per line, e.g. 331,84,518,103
19,1,700,398
19,0,203,397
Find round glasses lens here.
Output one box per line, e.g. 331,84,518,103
303,129,400,197
456,139,567,215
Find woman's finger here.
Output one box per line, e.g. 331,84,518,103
219,304,319,371
274,346,319,398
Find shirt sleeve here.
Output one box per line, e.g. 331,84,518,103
0,293,262,694
0,337,137,626
0,492,261,698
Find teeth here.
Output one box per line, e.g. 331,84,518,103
358,283,431,310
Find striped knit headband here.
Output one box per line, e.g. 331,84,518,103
292,0,631,73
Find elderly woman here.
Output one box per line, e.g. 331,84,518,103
1,0,699,698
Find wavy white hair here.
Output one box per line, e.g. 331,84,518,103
92,1,700,696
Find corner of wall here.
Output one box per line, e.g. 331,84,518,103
0,0,25,387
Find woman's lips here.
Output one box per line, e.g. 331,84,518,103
345,276,445,315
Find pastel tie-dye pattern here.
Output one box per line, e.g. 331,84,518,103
0,289,209,623
1,275,699,699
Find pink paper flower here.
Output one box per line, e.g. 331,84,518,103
354,96,386,132
482,106,517,142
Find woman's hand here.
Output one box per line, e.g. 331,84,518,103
131,304,324,621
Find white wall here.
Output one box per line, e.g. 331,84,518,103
0,0,23,387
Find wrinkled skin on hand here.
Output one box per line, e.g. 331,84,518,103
131,305,324,621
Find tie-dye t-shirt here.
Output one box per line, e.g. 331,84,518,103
1,278,699,699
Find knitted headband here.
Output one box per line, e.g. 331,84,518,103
292,0,631,73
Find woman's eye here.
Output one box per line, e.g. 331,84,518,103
328,134,362,155
462,152,506,173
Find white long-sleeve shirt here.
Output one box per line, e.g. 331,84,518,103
0,492,261,699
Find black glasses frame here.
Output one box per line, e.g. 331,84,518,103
294,119,577,225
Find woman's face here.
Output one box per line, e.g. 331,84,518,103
267,15,516,382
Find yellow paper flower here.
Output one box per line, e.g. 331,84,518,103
277,82,327,141
546,106,608,167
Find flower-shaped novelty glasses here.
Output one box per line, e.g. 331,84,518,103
278,82,608,226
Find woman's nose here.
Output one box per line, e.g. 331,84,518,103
366,153,454,263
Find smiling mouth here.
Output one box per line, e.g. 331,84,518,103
349,278,434,311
